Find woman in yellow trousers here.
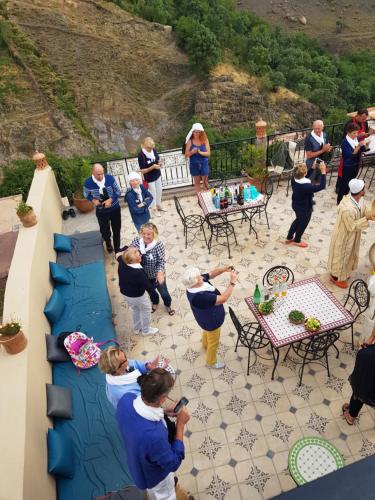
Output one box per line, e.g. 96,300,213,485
183,266,238,369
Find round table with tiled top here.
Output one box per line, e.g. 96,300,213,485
288,436,345,486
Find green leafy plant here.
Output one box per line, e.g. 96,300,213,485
66,159,92,198
258,298,275,315
289,310,305,324
241,143,268,180
305,317,321,331
0,320,21,336
16,200,32,216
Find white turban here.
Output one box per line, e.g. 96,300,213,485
127,171,142,183
185,122,205,144
349,178,365,194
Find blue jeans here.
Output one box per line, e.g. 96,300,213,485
149,278,172,308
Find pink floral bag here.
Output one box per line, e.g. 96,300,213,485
63,332,118,369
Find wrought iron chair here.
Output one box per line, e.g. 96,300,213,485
262,266,295,287
256,177,273,230
207,214,237,259
229,307,274,376
268,140,295,196
173,196,207,249
336,279,370,349
284,330,340,386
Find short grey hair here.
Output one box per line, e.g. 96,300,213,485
182,267,201,288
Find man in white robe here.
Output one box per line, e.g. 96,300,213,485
328,179,374,289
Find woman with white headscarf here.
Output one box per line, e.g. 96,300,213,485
125,171,153,232
185,122,211,192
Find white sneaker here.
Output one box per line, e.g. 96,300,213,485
207,361,225,369
158,207,168,212
134,329,141,335
155,210,162,217
142,327,159,336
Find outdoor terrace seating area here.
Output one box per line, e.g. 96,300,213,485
62,178,375,499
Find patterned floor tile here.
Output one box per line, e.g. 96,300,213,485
82,180,375,499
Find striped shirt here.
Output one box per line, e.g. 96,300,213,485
83,174,121,213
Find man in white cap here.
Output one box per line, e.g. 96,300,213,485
327,178,375,288
83,163,122,253
124,171,153,232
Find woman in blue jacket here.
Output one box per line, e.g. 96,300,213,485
125,171,153,231
285,162,326,248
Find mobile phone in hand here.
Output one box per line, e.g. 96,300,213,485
174,397,189,413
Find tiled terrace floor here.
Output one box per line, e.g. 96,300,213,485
64,180,375,499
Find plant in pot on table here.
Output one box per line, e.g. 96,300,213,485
0,321,27,354
241,143,268,193
16,200,37,227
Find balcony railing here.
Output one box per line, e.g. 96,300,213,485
104,122,345,193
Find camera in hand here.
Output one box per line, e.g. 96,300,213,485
99,187,109,204
174,396,189,413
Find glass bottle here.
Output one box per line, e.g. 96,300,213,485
253,284,261,305
273,276,280,298
281,274,287,297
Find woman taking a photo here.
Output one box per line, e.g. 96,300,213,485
184,122,210,193
285,161,326,248
138,137,165,218
131,222,175,316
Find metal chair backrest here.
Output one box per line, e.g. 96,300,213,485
174,196,186,222
208,170,224,190
229,306,252,348
207,213,228,228
295,331,339,361
262,266,294,287
262,177,273,204
344,279,370,320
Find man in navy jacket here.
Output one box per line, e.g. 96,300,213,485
83,163,122,253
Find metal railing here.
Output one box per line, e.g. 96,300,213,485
105,122,345,193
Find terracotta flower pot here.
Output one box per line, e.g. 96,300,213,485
73,195,94,213
0,330,28,354
247,176,268,193
17,209,37,227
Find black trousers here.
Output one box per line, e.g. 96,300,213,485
348,393,364,418
287,209,312,243
337,166,359,205
96,206,121,252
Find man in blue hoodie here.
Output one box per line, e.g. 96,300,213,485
117,368,190,500
83,163,122,253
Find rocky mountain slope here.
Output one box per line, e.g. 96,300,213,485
238,0,375,55
0,0,319,163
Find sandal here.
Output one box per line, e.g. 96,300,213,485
342,403,355,425
167,307,175,316
151,304,158,313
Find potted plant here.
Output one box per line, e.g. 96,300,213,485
70,159,94,213
241,143,268,192
16,200,37,227
0,321,27,354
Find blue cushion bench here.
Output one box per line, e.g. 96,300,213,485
48,231,132,500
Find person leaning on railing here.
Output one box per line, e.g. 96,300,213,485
285,161,326,248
